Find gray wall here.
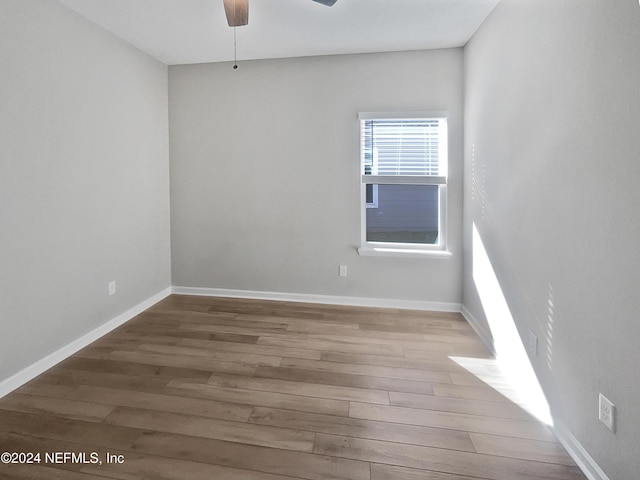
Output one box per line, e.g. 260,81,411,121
0,0,171,382
463,0,640,477
169,49,463,304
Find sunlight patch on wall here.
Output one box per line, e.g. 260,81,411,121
471,222,552,425
546,285,555,371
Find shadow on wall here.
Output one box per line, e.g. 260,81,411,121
457,223,553,425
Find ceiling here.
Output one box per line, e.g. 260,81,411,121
57,0,500,66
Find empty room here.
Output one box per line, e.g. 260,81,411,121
1,0,638,479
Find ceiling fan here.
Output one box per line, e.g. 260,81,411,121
223,0,338,27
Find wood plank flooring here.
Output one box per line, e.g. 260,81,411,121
0,295,586,479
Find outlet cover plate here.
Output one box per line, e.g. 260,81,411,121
599,393,615,432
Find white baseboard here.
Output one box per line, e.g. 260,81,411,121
0,286,172,399
461,305,496,356
553,421,610,480
172,286,462,313
460,309,608,480
0,284,609,480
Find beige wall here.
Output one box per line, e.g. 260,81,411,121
169,49,464,305
0,0,171,382
463,1,640,477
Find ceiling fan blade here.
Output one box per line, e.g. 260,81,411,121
312,0,337,6
224,0,248,27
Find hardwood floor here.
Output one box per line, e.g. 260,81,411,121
0,295,586,479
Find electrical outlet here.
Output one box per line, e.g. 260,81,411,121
338,265,348,277
108,281,117,296
599,393,615,432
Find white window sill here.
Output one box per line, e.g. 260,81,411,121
357,246,453,259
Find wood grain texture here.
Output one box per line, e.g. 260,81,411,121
104,406,316,452
166,379,350,416
132,431,370,480
248,406,475,451
370,463,486,480
254,365,435,395
389,390,535,421
313,434,585,480
0,295,585,480
348,402,557,442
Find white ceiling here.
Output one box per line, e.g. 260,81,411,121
57,0,500,66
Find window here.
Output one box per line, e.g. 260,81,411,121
364,165,378,208
358,112,449,257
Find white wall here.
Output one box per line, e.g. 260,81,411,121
169,49,463,306
0,0,171,383
463,0,640,477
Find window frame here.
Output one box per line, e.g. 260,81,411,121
365,184,379,209
364,154,379,208
357,111,451,258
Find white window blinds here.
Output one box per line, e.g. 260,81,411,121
361,118,446,177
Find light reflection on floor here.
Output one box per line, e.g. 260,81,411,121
448,355,551,425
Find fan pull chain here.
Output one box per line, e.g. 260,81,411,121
233,26,238,69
